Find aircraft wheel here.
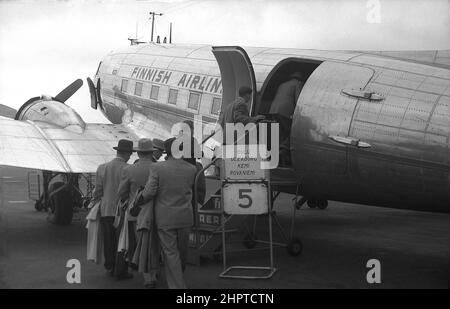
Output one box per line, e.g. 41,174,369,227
48,182,74,225
243,233,257,249
34,200,44,212
295,197,307,210
307,200,317,208
317,199,328,210
287,238,303,256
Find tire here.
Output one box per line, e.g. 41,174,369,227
34,200,44,211
295,197,307,209
307,200,317,208
48,182,74,225
317,199,328,210
287,238,303,256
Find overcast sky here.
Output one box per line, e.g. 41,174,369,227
0,0,449,123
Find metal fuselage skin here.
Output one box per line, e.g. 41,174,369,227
94,44,450,213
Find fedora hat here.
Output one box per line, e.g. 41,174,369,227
113,139,134,152
164,137,176,156
152,138,165,151
134,138,154,152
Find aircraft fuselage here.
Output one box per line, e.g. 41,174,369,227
93,43,450,213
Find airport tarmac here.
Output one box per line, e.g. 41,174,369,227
0,167,449,289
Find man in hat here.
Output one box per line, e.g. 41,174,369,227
93,139,134,278
219,86,265,144
269,72,305,165
172,121,206,220
118,138,160,287
141,137,197,289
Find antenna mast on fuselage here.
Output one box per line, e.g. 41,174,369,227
149,11,163,43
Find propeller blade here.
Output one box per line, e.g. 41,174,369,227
54,79,83,103
0,103,17,119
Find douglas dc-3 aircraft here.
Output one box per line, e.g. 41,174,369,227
0,43,449,224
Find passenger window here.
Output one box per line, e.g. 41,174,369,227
121,79,128,93
134,82,143,96
150,85,159,100
211,97,221,115
168,88,178,105
188,92,201,110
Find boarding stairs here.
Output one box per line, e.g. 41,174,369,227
187,159,303,266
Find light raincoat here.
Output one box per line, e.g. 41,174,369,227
86,200,103,264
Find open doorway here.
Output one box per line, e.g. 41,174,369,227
254,58,322,166
254,57,322,116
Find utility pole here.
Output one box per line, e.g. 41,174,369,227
149,11,163,42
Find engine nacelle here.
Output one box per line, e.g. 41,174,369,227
15,96,86,134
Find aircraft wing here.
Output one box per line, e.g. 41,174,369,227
0,117,139,173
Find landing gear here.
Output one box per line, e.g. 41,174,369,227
317,199,328,210
37,172,82,225
34,200,45,212
47,181,75,225
307,200,317,208
295,196,307,209
307,199,328,210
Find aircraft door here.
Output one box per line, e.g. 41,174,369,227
212,46,257,116
291,61,374,176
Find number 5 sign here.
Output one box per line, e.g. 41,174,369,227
222,183,269,215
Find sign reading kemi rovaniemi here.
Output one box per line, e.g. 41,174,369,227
170,115,280,169
223,145,270,180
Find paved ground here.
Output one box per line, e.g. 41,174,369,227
0,167,449,289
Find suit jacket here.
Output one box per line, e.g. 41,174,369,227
93,157,128,217
219,97,259,143
194,162,206,206
269,79,304,118
219,96,254,127
142,157,197,230
118,157,155,229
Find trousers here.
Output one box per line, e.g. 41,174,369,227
100,216,128,276
157,228,190,289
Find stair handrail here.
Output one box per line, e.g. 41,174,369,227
193,156,220,229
